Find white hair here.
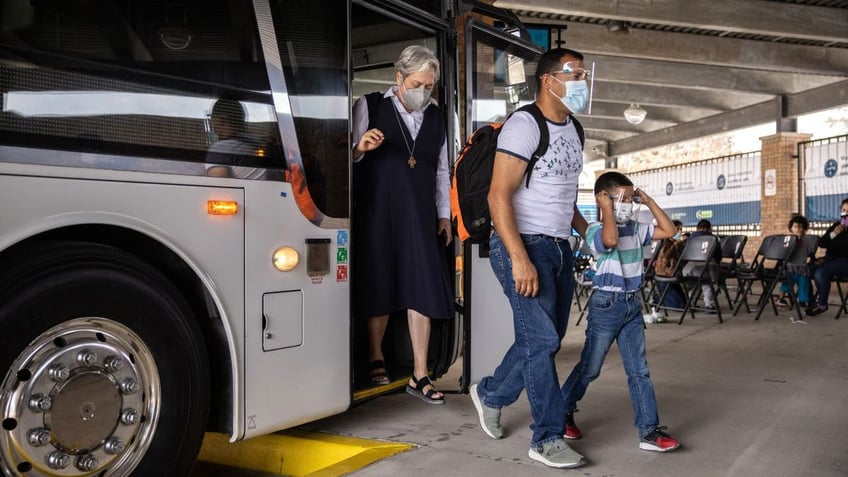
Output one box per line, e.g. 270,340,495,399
394,45,440,79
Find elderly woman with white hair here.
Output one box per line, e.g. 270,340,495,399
352,45,452,404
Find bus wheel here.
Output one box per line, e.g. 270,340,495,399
0,242,210,476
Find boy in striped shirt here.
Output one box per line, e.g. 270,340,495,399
561,171,682,453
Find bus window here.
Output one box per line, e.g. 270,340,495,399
269,0,350,218
0,0,285,177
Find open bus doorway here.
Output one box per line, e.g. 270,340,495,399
350,3,458,399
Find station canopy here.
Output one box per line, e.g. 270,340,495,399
493,0,848,158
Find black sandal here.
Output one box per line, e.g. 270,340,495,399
805,304,828,316
406,375,445,404
369,360,390,386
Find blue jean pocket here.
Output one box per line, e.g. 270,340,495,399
590,292,614,311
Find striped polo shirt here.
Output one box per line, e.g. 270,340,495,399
587,220,653,292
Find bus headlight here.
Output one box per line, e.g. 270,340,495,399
272,246,299,272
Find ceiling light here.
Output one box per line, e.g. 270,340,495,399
607,20,632,34
623,104,647,124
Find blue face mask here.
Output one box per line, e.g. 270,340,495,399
550,78,589,114
673,232,682,241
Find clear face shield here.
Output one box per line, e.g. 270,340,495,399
609,189,642,224
552,61,595,114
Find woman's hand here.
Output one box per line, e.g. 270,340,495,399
437,218,452,246
355,128,385,155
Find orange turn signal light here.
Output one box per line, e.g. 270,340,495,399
207,200,239,215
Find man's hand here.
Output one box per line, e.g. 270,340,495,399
512,256,539,297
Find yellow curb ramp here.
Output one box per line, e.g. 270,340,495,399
199,430,414,476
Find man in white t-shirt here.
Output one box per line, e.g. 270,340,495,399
469,48,590,469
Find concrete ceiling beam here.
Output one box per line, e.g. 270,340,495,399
587,55,842,96
496,0,848,43
515,20,848,77
608,100,779,156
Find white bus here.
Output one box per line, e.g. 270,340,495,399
0,0,547,475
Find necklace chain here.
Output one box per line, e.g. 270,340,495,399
391,101,417,167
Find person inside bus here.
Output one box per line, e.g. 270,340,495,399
469,47,590,469
684,219,722,313
205,98,266,179
351,45,452,404
806,197,848,316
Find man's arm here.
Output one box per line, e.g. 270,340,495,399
489,151,537,297
572,205,588,238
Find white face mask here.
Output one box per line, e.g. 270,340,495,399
401,85,431,111
613,202,634,224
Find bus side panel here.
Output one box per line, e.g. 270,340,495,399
241,180,351,439
0,170,247,433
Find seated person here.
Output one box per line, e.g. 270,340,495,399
807,198,848,316
653,229,686,309
205,98,267,179
776,215,816,308
683,219,722,312
671,219,684,241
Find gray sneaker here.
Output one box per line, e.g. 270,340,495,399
470,383,503,439
528,439,586,469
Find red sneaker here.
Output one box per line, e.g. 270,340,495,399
564,412,582,440
639,427,680,452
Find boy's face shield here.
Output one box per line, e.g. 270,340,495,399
609,189,641,224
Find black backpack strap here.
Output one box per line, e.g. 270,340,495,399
364,92,383,129
516,103,549,188
571,115,585,149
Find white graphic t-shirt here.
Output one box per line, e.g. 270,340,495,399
495,110,584,238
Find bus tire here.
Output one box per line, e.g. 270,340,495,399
0,241,210,477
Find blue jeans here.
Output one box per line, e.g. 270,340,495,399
561,289,659,438
812,257,848,307
477,233,574,446
780,273,810,303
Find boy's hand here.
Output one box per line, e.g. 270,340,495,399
596,190,613,211
635,188,653,206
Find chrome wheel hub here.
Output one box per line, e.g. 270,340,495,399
1,318,160,476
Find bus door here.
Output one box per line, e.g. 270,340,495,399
349,0,461,398
460,18,544,389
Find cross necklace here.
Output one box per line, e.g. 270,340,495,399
391,102,417,168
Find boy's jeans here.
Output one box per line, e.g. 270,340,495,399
477,233,574,446
561,289,660,438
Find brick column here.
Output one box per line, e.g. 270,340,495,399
756,132,812,252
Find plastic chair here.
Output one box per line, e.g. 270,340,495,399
732,234,800,321
717,235,747,305
781,235,818,310
573,238,594,325
834,276,848,320
640,240,661,313
654,235,724,325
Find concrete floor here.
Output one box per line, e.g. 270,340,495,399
299,297,848,477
